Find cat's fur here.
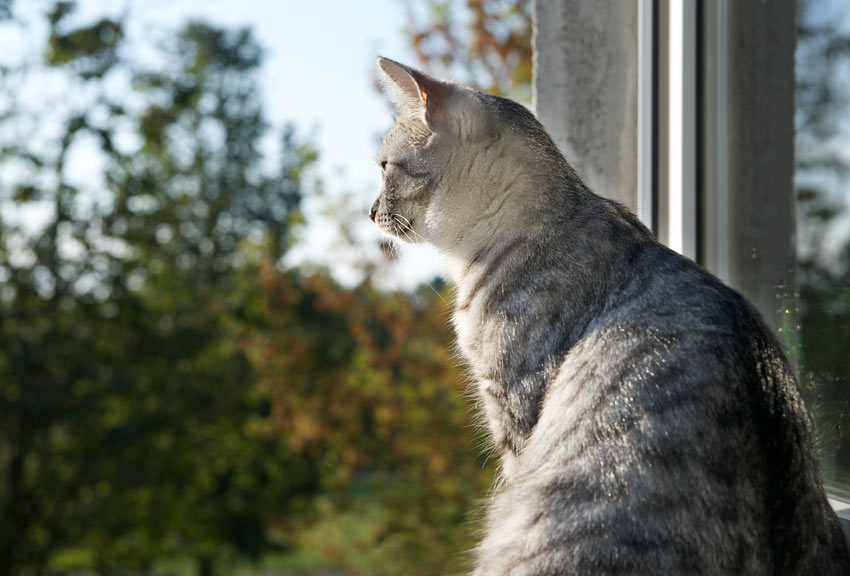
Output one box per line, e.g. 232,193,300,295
371,57,850,575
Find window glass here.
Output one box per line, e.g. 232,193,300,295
795,0,850,496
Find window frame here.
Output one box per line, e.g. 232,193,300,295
643,0,850,540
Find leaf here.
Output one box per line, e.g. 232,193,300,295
12,183,39,202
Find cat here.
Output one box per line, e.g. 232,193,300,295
370,57,850,575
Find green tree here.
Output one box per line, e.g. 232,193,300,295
0,2,523,574
0,3,318,574
241,269,492,576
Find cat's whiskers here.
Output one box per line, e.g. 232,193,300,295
393,213,413,232
392,213,413,239
386,239,401,261
391,214,448,306
395,213,429,243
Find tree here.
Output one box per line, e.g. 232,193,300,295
0,3,318,574
241,269,492,576
795,0,850,488
404,0,532,101
0,1,529,574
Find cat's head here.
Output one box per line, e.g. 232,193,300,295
370,57,552,253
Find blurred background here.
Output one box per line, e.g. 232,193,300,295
0,1,529,574
0,0,848,575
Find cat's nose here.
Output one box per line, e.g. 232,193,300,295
369,198,379,222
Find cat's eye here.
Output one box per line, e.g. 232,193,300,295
381,161,387,171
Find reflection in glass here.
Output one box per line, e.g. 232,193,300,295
796,0,850,495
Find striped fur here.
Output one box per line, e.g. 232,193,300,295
372,58,850,575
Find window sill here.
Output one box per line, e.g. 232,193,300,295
828,497,850,547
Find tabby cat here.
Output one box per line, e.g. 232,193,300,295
370,57,850,575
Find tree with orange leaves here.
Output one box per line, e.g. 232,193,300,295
405,0,533,101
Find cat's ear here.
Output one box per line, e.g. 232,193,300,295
377,57,449,128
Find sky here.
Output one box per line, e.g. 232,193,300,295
2,0,448,290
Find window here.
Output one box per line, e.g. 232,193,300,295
795,0,850,502
535,0,850,535
670,0,850,528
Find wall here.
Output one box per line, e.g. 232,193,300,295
533,0,639,211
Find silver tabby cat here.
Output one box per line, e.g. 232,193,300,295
370,57,850,575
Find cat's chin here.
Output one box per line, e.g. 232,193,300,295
376,225,420,245
388,232,421,245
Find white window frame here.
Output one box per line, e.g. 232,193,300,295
665,0,697,259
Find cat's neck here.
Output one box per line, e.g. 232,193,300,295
443,189,650,475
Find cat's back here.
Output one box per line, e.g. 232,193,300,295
474,234,850,575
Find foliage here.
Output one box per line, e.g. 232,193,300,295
0,0,12,20
794,0,850,490
0,3,496,574
404,0,532,101
46,2,122,79
12,0,848,574
242,270,491,576
0,3,319,574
